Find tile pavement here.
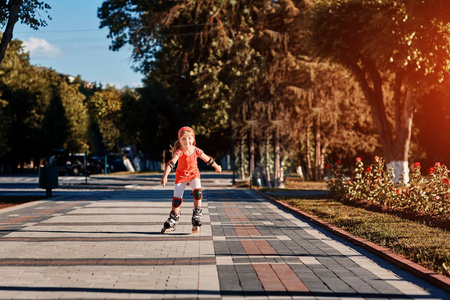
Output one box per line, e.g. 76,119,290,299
0,178,448,299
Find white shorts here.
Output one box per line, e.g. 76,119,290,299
174,178,202,199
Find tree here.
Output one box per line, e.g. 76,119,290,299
87,86,123,152
132,76,180,160
0,98,10,157
415,79,450,167
97,0,388,182
98,0,259,136
284,58,379,180
304,0,450,183
0,38,53,168
53,79,90,153
0,1,51,65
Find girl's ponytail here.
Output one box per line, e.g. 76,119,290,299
170,140,181,155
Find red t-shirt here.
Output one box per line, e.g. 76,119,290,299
174,147,204,184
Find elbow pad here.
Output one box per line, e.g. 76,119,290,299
207,156,215,166
166,161,175,172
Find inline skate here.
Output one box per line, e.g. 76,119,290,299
192,207,202,233
161,210,180,233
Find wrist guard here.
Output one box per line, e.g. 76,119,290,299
207,156,215,166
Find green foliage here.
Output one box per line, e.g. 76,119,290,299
97,0,389,174
0,1,51,30
98,0,265,135
41,84,68,152
54,80,89,153
0,97,11,156
306,0,450,85
119,89,144,145
0,1,51,66
3,0,449,176
131,77,180,158
292,62,380,165
327,157,450,220
0,39,53,163
87,87,123,152
0,38,93,168
304,0,450,180
415,79,450,167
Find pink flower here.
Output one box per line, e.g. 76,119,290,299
435,162,441,168
428,167,435,174
365,167,371,173
374,156,379,162
356,157,361,163
413,162,421,169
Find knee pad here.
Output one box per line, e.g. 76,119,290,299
172,197,183,208
192,188,203,201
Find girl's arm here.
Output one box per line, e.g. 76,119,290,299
200,153,222,173
160,154,180,187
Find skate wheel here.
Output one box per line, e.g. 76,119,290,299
162,226,176,234
192,226,200,233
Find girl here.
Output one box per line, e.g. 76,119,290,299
160,126,222,233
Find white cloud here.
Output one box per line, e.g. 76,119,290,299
22,37,62,58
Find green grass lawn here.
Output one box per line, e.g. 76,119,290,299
268,179,450,278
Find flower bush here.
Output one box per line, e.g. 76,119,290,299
327,157,450,221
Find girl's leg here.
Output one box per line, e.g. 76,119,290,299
190,178,202,208
161,182,188,233
190,178,203,232
173,182,188,214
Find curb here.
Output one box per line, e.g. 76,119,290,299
253,189,450,293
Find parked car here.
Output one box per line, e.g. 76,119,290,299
102,154,127,172
56,154,108,176
91,156,114,174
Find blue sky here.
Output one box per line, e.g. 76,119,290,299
14,0,143,88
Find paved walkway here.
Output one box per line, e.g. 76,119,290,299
0,174,448,299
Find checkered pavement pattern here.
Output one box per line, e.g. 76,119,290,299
0,187,447,299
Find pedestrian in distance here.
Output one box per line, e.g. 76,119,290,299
160,126,222,233
49,154,56,166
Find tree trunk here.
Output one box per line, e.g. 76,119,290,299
0,0,23,65
249,127,255,177
352,60,413,184
320,144,325,179
239,132,245,179
264,134,272,188
313,116,321,181
273,126,280,187
279,151,285,188
305,122,313,180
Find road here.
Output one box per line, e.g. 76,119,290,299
0,172,448,299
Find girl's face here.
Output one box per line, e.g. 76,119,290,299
180,132,195,149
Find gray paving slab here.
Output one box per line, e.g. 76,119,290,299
0,173,448,299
